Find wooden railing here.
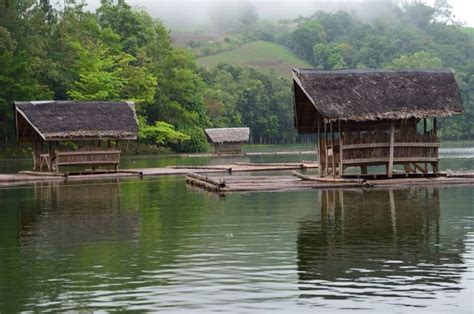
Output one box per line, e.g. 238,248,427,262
341,142,440,165
53,150,121,172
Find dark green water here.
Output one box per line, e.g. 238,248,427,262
0,145,473,312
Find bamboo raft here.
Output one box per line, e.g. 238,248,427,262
186,171,474,194
0,162,318,187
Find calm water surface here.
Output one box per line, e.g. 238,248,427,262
0,144,473,312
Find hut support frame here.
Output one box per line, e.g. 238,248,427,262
315,118,439,178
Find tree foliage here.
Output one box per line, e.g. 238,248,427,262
138,117,190,147
1,0,474,152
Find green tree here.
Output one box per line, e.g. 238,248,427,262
67,41,126,100
138,117,190,147
386,51,443,69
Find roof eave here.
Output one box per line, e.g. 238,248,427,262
326,109,464,122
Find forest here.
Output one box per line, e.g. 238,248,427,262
0,0,473,154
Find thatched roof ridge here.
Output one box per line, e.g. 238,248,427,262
293,68,464,122
15,101,138,140
205,127,250,143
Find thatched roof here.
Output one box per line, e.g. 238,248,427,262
205,127,250,143
293,69,464,131
15,101,138,141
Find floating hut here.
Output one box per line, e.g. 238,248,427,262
204,127,250,154
292,69,464,177
14,101,138,172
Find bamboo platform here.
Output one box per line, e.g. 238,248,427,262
186,172,474,194
0,162,318,187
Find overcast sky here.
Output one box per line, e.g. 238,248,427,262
84,0,474,28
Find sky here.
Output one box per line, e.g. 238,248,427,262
84,0,474,28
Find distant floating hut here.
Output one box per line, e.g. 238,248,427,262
292,69,464,177
14,101,138,172
204,127,250,155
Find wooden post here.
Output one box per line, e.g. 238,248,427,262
330,121,335,177
317,117,322,177
388,121,395,178
324,121,328,176
433,118,438,173
339,119,344,176
423,118,427,134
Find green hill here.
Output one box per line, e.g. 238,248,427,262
196,40,312,77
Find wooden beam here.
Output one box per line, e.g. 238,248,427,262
342,157,439,165
388,122,395,178
324,121,328,176
339,119,344,176
317,117,322,177
413,163,427,174
330,121,335,177
15,108,19,143
342,142,439,150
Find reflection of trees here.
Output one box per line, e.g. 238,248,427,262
1,180,142,312
1,178,211,312
297,188,465,301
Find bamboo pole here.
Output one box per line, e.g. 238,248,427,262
388,122,395,178
330,121,335,177
292,171,365,183
339,119,344,176
433,117,438,173
324,121,328,176
186,172,226,187
317,117,322,177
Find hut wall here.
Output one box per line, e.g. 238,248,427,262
214,142,243,154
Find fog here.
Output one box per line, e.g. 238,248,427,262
85,0,392,31
84,0,473,31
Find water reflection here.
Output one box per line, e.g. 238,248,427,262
18,181,140,246
297,188,466,305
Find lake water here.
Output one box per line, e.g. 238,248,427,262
0,144,473,312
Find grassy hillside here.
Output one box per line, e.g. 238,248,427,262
196,40,312,77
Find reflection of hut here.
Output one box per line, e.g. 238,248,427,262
14,101,139,172
204,127,250,154
297,188,465,301
18,181,140,246
292,69,464,177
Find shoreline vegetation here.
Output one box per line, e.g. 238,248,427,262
0,0,472,155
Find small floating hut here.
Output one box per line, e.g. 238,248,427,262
204,127,250,155
292,69,464,177
14,101,138,172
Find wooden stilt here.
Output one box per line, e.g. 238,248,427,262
388,122,395,178
330,121,335,177
433,118,439,174
317,118,322,177
339,119,344,176
324,121,328,176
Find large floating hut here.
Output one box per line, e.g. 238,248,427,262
204,127,250,155
14,101,138,172
292,69,464,177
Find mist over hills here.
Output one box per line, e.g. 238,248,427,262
86,0,394,32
